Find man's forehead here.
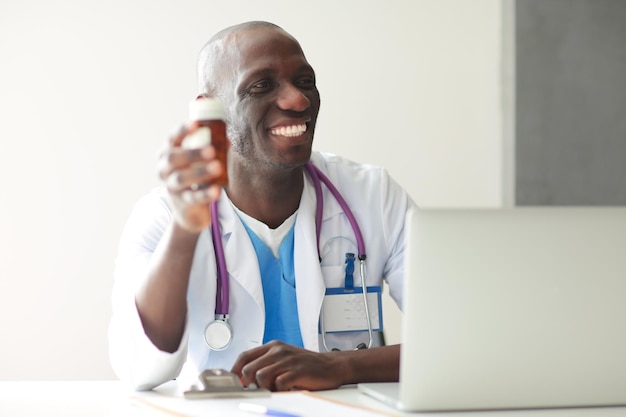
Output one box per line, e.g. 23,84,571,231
223,27,306,69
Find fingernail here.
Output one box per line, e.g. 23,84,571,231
201,147,213,158
206,161,222,175
182,191,195,204
209,185,221,200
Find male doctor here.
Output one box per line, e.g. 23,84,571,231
109,21,415,391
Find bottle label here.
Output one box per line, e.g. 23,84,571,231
182,127,212,149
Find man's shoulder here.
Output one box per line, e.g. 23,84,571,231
131,186,172,216
311,151,385,180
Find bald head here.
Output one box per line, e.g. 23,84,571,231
194,20,319,166
196,21,299,99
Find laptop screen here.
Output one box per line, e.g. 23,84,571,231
399,207,626,411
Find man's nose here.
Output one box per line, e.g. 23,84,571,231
276,83,310,112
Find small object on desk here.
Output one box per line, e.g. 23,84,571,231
183,369,270,399
239,402,302,417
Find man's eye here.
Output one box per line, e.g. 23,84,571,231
297,77,316,89
250,80,272,94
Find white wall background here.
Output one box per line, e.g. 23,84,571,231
0,0,504,380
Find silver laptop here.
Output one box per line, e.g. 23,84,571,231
359,207,626,411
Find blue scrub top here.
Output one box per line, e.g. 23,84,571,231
242,222,304,348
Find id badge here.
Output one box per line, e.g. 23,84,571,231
320,286,383,333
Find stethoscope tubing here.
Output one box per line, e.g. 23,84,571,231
305,162,374,350
211,200,229,315
304,162,366,260
208,160,373,350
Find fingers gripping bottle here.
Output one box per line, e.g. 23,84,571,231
184,97,229,186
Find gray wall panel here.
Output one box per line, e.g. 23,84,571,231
515,0,626,205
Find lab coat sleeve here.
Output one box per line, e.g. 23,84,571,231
108,189,188,390
380,169,417,311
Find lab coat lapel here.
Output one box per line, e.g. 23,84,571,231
295,175,326,352
217,196,265,316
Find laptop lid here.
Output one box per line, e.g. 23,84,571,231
379,207,626,411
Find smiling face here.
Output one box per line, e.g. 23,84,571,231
216,25,321,170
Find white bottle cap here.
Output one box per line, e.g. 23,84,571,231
189,97,226,121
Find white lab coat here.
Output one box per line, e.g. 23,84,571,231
108,152,415,390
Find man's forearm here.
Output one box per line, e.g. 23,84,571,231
135,222,201,353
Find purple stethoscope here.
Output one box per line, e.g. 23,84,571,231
203,161,374,351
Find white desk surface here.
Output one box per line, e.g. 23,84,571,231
1,380,626,417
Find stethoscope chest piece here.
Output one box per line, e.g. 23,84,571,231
204,317,233,351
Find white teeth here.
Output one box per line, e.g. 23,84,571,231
270,123,307,137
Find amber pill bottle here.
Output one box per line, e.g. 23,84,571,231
184,97,229,186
